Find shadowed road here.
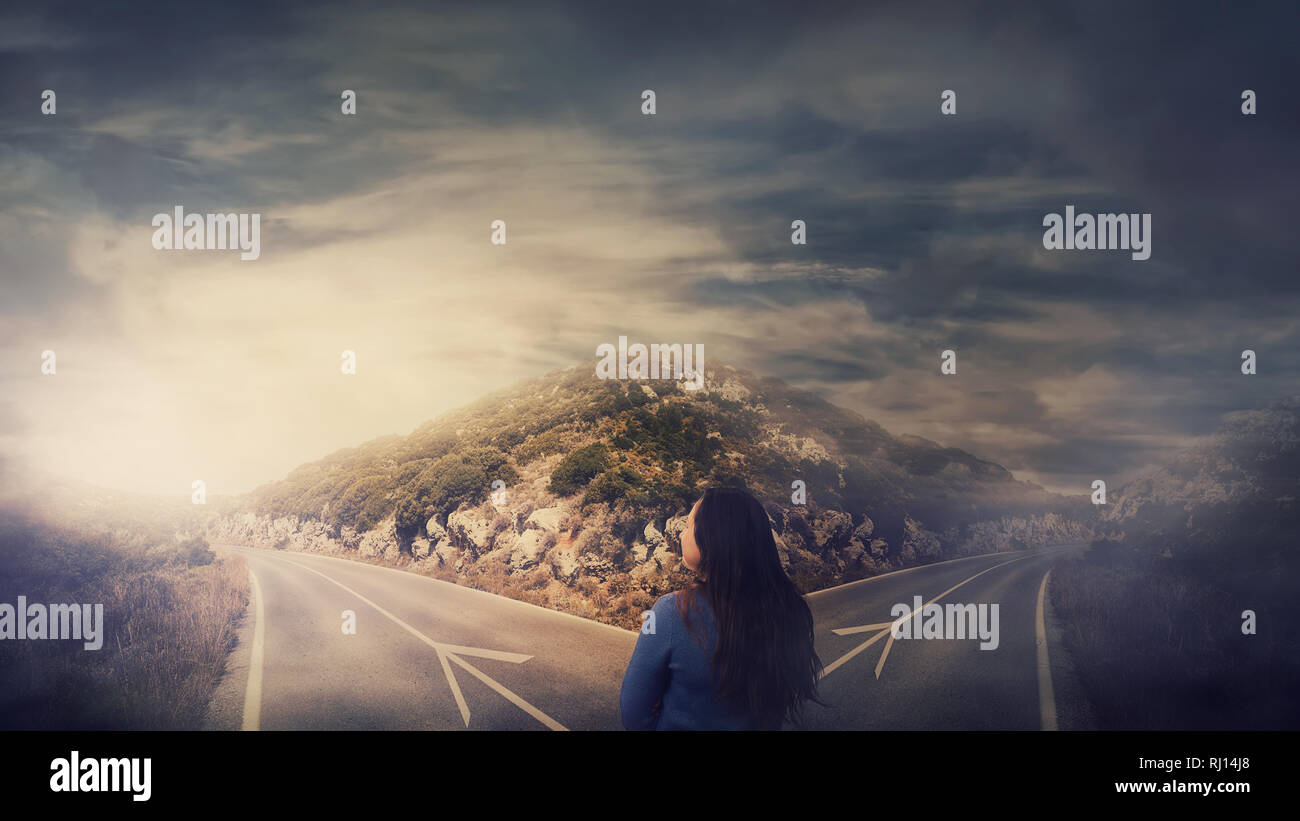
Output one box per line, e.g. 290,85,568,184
801,543,1091,730
205,543,1090,730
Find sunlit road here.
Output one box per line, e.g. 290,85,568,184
205,546,638,730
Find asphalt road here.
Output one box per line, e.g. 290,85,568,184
205,546,638,730
204,543,1093,731
799,543,1093,730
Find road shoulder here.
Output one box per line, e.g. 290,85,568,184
202,550,257,731
1044,569,1098,731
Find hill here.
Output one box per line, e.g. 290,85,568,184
207,361,1095,628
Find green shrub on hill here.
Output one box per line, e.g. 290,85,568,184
515,428,566,465
582,466,647,508
334,475,396,532
550,443,611,495
393,446,518,534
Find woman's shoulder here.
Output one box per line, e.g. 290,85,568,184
651,589,703,619
655,588,701,605
656,587,715,623
652,591,683,617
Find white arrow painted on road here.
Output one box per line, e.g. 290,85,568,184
824,552,1041,681
271,554,568,730
434,643,565,730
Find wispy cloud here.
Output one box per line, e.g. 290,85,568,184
0,0,1296,496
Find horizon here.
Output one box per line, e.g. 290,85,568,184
6,352,1259,501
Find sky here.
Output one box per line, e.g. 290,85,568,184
1,0,1297,497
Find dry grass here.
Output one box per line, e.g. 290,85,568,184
0,555,249,729
1050,544,1298,729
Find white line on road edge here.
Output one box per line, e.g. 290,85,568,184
1035,568,1058,731
270,554,568,731
806,544,1081,598
823,552,1041,680
242,565,266,731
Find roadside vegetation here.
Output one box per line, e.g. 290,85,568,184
1051,535,1298,729
0,509,248,729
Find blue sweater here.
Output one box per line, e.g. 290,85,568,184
620,590,778,730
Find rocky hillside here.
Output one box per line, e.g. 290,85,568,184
206,361,1095,629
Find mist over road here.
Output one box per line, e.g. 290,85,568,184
205,544,1090,730
802,544,1091,730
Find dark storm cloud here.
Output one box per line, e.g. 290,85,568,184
1,0,1296,494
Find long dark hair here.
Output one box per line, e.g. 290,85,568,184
676,485,826,728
